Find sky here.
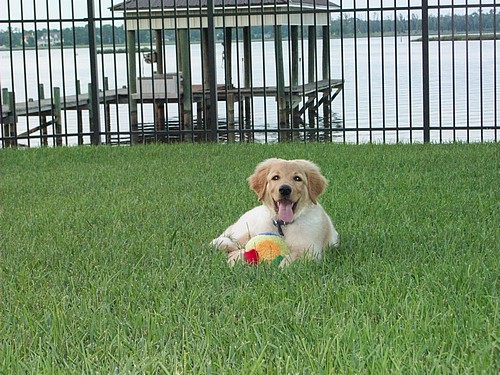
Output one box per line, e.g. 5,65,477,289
0,0,491,29
3,0,114,21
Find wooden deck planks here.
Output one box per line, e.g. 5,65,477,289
2,79,343,119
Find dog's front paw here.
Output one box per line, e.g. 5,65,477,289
211,236,240,253
227,249,245,267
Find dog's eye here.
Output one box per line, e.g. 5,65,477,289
272,175,280,181
294,176,302,182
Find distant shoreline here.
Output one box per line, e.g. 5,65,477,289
414,33,499,42
1,33,497,53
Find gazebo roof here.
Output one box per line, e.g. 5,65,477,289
113,0,336,11
113,0,338,29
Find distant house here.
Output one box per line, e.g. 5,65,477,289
37,33,62,47
23,32,35,45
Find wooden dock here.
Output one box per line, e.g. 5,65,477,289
1,89,129,118
1,78,343,146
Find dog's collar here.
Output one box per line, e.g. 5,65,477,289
273,218,292,236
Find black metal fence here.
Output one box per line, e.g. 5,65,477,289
0,0,498,147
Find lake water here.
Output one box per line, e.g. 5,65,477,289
1,36,499,145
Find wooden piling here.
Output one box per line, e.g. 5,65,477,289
243,27,253,142
177,29,193,141
274,25,289,140
196,100,203,130
202,28,212,141
322,26,331,137
87,83,94,146
2,89,17,148
104,77,111,144
155,29,166,141
224,28,235,142
53,87,62,146
291,26,301,134
308,26,317,130
127,29,138,143
76,81,83,145
38,84,48,146
1,88,5,145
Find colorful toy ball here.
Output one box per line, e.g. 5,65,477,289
244,233,290,266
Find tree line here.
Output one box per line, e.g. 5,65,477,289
1,10,498,48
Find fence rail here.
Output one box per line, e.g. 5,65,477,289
0,0,498,147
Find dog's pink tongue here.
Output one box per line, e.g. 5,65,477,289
277,200,294,222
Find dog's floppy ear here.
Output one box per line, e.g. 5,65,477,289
248,158,279,201
297,160,328,204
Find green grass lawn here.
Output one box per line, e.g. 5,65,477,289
1,143,498,373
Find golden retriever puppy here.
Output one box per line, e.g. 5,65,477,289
211,158,339,266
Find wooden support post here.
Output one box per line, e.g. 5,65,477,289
155,29,166,142
87,83,93,145
202,28,211,141
38,84,48,146
206,0,219,141
291,26,301,134
243,27,253,142
3,90,17,148
0,89,3,136
127,29,138,144
177,29,192,141
53,87,62,146
274,25,288,140
104,77,111,144
308,26,317,130
196,100,203,130
224,28,235,142
9,91,17,147
75,81,83,145
1,88,6,145
322,25,331,138
155,30,164,75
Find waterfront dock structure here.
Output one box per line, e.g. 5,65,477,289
1,0,345,146
113,0,343,141
1,78,343,146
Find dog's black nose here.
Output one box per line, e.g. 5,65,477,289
279,185,292,196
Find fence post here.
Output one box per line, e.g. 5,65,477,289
422,0,430,143
87,0,101,145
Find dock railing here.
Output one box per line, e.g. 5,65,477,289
0,0,498,147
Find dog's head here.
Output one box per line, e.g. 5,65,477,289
247,158,328,222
